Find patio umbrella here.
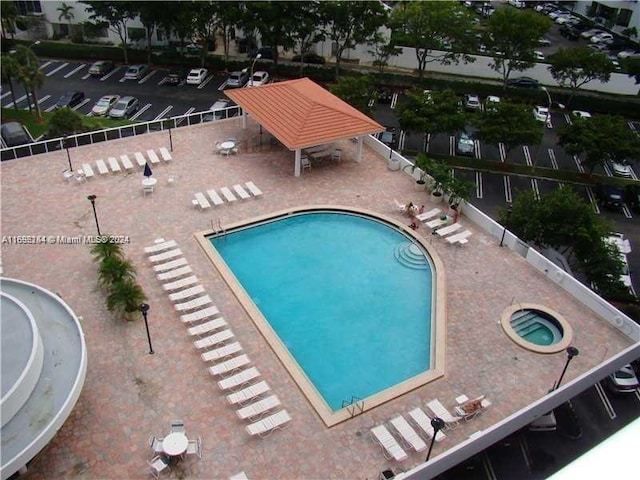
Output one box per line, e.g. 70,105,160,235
143,163,153,178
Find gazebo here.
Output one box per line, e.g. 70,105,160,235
224,77,384,176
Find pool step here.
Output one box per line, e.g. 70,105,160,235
511,311,539,329
517,322,546,337
394,243,429,270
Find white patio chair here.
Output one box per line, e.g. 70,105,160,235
426,399,462,429
162,275,198,292
96,159,109,175
145,239,178,254
389,415,427,452
220,187,237,202
232,184,250,200
446,229,473,245
236,394,281,421
207,189,224,206
157,265,192,281
180,305,221,324
434,222,462,238
370,425,408,462
153,257,188,273
245,409,291,437
134,151,147,167
120,154,134,171
407,408,446,442
149,248,182,263
201,341,243,362
159,147,172,162
81,163,95,178
148,455,170,479
301,155,311,172
217,367,261,391
147,149,160,164
226,380,270,405
107,157,121,173
184,436,202,459
194,192,211,210
187,317,228,337
416,208,441,222
148,435,164,454
168,285,206,302
174,295,212,312
170,420,185,434
193,329,234,349
208,354,251,377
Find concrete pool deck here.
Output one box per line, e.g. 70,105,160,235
0,119,634,479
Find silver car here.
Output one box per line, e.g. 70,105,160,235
124,64,149,81
108,96,139,119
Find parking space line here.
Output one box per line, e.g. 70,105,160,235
504,176,512,204
45,104,57,113
390,92,398,109
603,163,613,176
0,91,11,100
81,72,92,80
100,67,122,81
22,95,50,110
45,62,69,77
398,130,406,150
368,96,375,107
594,381,617,419
218,80,229,91
424,133,430,153
628,121,637,135
481,452,497,480
198,75,215,90
564,113,572,125
585,186,600,214
476,171,483,199
622,205,632,219
129,103,152,121
4,94,27,108
154,106,173,120
139,70,158,84
573,154,585,173
474,140,481,159
499,142,506,162
64,64,86,78
39,61,52,70
449,136,455,156
548,148,564,187
73,98,91,111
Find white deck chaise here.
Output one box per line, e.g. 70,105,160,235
96,159,109,175
236,395,281,420
217,367,261,391
107,157,121,173
134,152,147,167
245,410,291,437
187,317,228,337
389,416,427,452
153,257,188,273
174,295,212,312
168,285,206,302
208,354,251,376
232,184,250,200
162,275,199,291
201,342,243,363
146,149,160,164
407,408,446,442
157,265,192,281
180,306,221,324
226,381,270,405
193,329,234,349
244,181,263,197
159,147,172,162
207,189,224,206
370,425,408,461
120,154,134,171
144,239,178,254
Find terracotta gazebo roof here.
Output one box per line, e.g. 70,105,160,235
224,77,384,150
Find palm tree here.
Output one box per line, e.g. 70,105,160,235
14,45,44,118
90,237,125,262
56,2,75,37
106,279,147,320
0,55,20,109
98,256,136,289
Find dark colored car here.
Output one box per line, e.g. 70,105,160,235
507,76,539,88
560,26,580,40
163,70,186,86
55,91,85,109
624,184,640,213
88,60,114,76
1,121,31,147
378,127,397,148
597,184,625,210
249,47,274,60
291,53,326,64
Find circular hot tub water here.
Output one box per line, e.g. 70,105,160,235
500,304,574,354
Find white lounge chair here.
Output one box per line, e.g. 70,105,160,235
149,248,182,263
407,408,446,442
134,151,147,167
81,163,95,178
96,159,109,175
157,265,192,281
208,354,251,376
245,410,291,437
446,229,473,245
159,147,172,162
425,217,450,229
193,329,234,349
153,257,188,273
162,275,198,291
232,184,250,200
202,342,243,362
217,367,261,391
145,239,178,254
120,154,134,171
194,192,211,209
236,395,281,420
220,187,237,202
394,198,407,212
147,149,160,164
435,222,462,238
168,285,205,302
416,208,441,222
390,416,427,452
227,381,270,405
426,399,462,429
107,157,121,173
370,425,408,462
453,396,492,420
174,295,212,312
181,306,221,324
207,189,224,206
184,436,202,459
229,472,249,480
244,182,263,197
187,317,228,337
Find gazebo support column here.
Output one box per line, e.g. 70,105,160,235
294,150,301,177
241,111,247,129
355,136,363,163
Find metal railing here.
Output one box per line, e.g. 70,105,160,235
0,106,241,162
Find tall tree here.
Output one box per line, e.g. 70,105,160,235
48,107,85,138
389,1,476,80
81,1,138,64
209,1,243,65
320,0,388,79
289,1,326,76
14,45,45,118
484,7,551,89
548,47,614,106
557,114,640,174
396,88,467,138
0,55,20,109
329,75,375,116
137,1,166,65
368,30,401,74
191,1,220,68
471,101,543,160
56,2,75,37
0,0,18,39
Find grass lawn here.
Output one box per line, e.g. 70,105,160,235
1,108,133,140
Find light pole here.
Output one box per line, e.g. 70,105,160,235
249,53,262,86
500,203,513,247
541,86,552,128
426,417,445,462
139,303,154,354
552,346,579,391
87,195,101,236
63,135,73,171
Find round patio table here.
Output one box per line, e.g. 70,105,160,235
142,177,158,187
162,432,188,456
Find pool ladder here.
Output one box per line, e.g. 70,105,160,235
211,218,226,238
342,396,364,418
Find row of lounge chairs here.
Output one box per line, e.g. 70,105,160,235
192,181,263,210
394,199,473,245
72,147,172,182
144,238,291,438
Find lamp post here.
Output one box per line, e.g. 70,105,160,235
139,303,154,354
168,122,173,151
541,86,552,128
249,53,262,86
552,346,579,391
426,417,445,462
86,195,101,236
63,135,73,171
500,203,513,247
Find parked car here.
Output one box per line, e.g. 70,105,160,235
226,70,249,88
507,76,539,88
537,37,552,47
597,184,625,210
108,96,139,119
207,99,238,121
610,160,633,178
91,95,120,116
378,127,397,148
591,32,614,44
560,26,580,40
463,94,481,110
533,106,550,122
618,49,640,59
533,51,545,61
249,71,270,87
455,127,475,156
124,64,149,81
88,60,114,77
55,91,85,109
1,121,31,147
291,53,326,64
581,28,606,39
249,47,274,60
624,184,640,213
572,110,592,119
606,364,639,394
485,95,500,111
163,69,186,86
186,68,208,85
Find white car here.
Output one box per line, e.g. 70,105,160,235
91,95,120,116
581,28,605,39
186,68,208,85
464,94,481,110
618,49,639,59
532,106,549,122
591,32,614,43
485,95,500,110
606,364,639,393
533,51,545,61
572,110,592,119
248,71,270,87
610,160,633,178
556,15,577,25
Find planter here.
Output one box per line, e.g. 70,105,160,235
431,191,443,203
388,156,400,171
414,180,426,191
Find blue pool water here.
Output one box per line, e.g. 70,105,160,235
210,212,433,411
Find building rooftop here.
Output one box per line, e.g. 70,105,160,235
0,118,635,479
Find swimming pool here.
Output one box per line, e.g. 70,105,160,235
203,207,444,425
